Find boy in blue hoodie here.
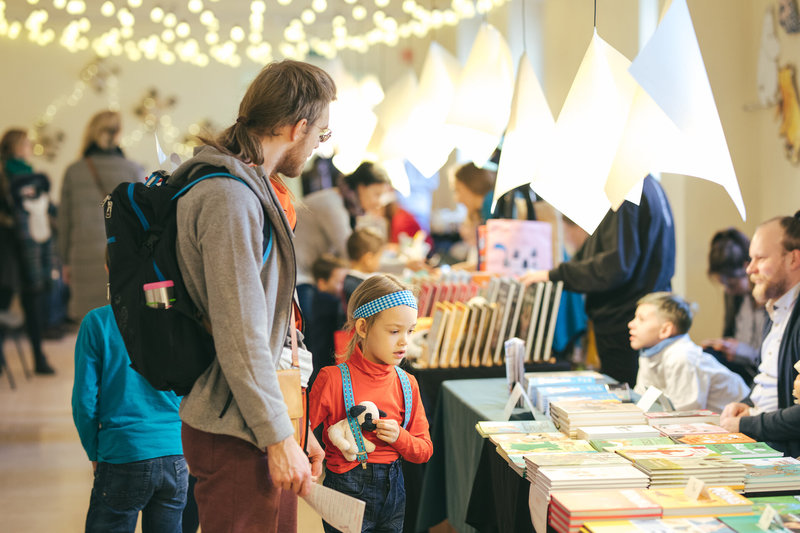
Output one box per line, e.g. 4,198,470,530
72,303,187,533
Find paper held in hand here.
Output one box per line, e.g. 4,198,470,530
301,483,366,533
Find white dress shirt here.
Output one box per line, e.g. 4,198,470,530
749,282,800,414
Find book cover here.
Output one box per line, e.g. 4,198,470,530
645,410,721,426
517,282,545,362
533,383,610,410
550,488,660,518
444,302,469,367
532,281,554,363
483,278,511,366
653,423,729,437
589,437,675,452
472,303,496,367
485,219,553,276
576,425,663,441
583,517,736,532
505,280,527,356
489,432,569,446
427,302,449,368
526,452,629,468
677,433,756,445
737,457,800,482
615,445,718,461
417,281,433,317
493,279,521,364
640,486,752,516
498,439,595,455
542,281,564,363
475,419,558,436
436,302,457,368
460,301,482,367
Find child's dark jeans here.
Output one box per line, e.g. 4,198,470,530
322,459,405,533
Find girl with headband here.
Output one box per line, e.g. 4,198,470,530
309,273,433,532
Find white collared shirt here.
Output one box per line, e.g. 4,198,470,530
749,282,800,414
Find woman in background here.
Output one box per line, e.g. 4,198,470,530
703,228,765,386
450,162,496,269
58,111,143,321
0,128,55,374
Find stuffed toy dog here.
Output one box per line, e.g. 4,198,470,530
327,401,388,462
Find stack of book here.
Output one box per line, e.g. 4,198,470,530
548,489,661,533
581,517,737,532
549,399,646,438
652,423,730,440
640,486,752,517
475,419,558,438
644,410,721,426
734,457,800,493
628,457,746,490
702,442,784,460
718,495,800,531
575,425,663,441
496,439,596,476
523,452,630,483
530,465,650,533
489,431,570,447
589,437,675,452
534,384,618,414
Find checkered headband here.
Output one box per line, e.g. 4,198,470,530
352,290,418,319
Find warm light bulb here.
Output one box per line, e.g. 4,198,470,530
128,0,142,7
65,0,85,15
188,0,204,13
352,5,366,20
149,6,163,21
250,0,265,13
176,21,190,37
301,9,315,24
163,12,177,27
311,0,326,12
230,25,244,42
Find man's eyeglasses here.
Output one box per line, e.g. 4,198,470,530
318,128,332,143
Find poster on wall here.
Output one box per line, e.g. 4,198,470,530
485,219,552,277
778,65,800,164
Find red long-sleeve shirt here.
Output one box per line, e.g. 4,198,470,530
309,347,433,473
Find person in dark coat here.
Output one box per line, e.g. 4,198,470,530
0,128,56,374
521,175,675,386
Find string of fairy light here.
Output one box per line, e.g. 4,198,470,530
0,0,508,68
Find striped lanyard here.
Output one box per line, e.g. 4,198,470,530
337,363,413,468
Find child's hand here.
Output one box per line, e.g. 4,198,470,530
375,419,400,444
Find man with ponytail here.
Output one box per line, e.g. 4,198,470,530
169,60,336,532
720,212,800,457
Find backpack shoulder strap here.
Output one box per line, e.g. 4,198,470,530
170,167,272,265
394,366,413,430
337,363,369,465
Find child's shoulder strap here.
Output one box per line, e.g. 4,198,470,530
337,363,369,465
394,366,413,430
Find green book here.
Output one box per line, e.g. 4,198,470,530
590,437,674,452
703,442,784,459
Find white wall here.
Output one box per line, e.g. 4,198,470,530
1,0,794,341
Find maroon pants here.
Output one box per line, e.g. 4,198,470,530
182,423,297,533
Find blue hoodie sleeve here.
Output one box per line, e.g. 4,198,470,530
71,311,102,461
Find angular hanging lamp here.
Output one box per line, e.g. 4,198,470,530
493,52,554,211
532,31,638,234
405,42,462,178
627,0,746,220
445,23,514,167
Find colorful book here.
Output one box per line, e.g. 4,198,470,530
590,437,675,452
582,517,736,532
615,445,719,461
702,442,783,459
575,425,663,441
653,423,730,437
475,419,559,437
644,410,721,426
641,486,752,517
676,432,756,445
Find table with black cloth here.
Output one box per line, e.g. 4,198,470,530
412,377,550,533
401,361,568,533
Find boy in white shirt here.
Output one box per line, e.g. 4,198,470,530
629,292,750,412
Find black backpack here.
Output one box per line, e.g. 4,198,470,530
104,165,271,395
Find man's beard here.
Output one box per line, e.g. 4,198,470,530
752,273,789,306
275,142,307,178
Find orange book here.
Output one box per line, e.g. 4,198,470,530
677,432,756,445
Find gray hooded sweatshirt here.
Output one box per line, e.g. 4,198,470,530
172,145,297,451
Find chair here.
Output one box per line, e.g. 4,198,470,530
0,310,32,389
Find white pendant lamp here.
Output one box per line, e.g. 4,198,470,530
532,31,638,235
493,52,554,211
366,70,418,162
445,23,514,167
405,42,462,178
627,0,746,220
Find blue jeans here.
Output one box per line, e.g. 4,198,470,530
85,455,188,533
322,460,405,533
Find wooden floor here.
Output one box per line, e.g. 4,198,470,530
0,329,324,532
